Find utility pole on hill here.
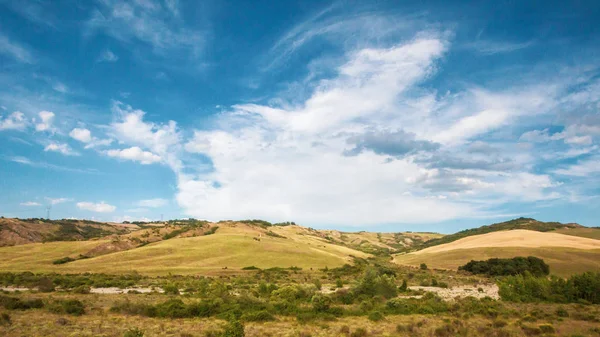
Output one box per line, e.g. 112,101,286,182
46,205,51,220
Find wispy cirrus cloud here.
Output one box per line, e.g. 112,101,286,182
0,33,34,63
86,0,205,58
7,156,99,174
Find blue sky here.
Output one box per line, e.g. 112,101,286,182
1,0,600,232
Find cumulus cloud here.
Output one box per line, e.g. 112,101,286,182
106,146,161,164
76,201,116,213
69,128,92,143
136,198,168,208
44,142,79,156
35,110,55,132
0,111,28,130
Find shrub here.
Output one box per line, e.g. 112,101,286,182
53,257,75,265
350,328,368,337
0,312,11,326
498,271,600,304
556,307,569,317
311,294,331,312
123,327,144,337
242,266,259,270
222,319,245,337
340,325,350,334
37,278,55,292
313,279,322,290
368,311,384,321
538,324,555,334
73,286,91,294
163,284,180,295
399,279,407,292
420,263,428,270
459,256,549,277
48,299,85,316
336,279,344,288
0,295,44,310
241,310,275,322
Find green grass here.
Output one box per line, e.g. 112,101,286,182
394,247,600,277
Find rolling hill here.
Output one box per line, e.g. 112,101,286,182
0,218,135,246
394,229,600,277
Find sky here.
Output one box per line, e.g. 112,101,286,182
1,0,599,232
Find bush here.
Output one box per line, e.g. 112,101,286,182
0,295,44,310
48,299,85,316
350,328,368,337
73,285,91,294
0,312,11,326
368,311,384,321
241,310,275,322
538,324,555,334
37,278,55,292
399,279,407,292
556,307,569,317
163,284,180,295
222,319,245,337
420,263,428,270
311,294,331,312
459,256,549,277
53,257,75,265
123,327,144,337
499,271,600,304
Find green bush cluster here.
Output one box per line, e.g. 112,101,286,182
459,256,549,277
0,272,143,289
499,271,600,303
47,299,85,316
0,295,44,310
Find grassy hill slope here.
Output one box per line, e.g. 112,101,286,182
417,217,583,250
394,229,600,277
0,222,370,275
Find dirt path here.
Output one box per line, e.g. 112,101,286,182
408,284,499,301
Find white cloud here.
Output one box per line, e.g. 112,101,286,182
69,127,113,149
77,201,116,213
0,111,28,130
110,101,181,168
565,135,593,145
35,110,55,132
45,197,71,205
553,158,600,177
20,201,41,206
520,129,550,143
44,142,79,156
106,146,162,164
97,49,119,62
136,198,168,208
173,35,569,225
69,128,92,143
0,33,34,63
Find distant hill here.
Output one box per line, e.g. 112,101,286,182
0,218,135,246
417,217,585,250
394,229,600,277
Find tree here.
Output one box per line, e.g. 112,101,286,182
420,263,428,270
